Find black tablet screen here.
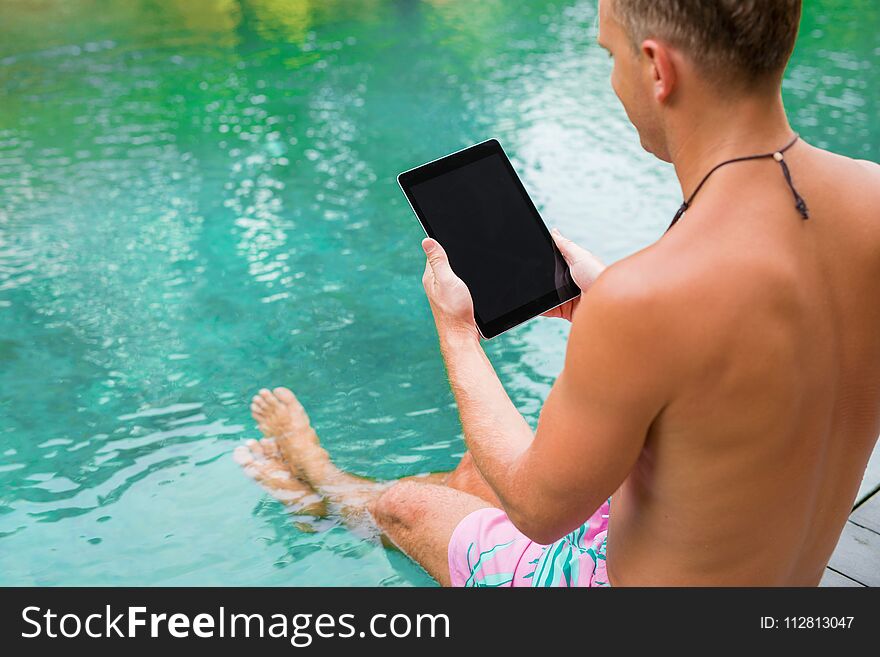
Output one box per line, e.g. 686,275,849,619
408,152,573,324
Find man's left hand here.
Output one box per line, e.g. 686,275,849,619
421,238,480,343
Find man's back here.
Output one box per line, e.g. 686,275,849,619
604,143,880,585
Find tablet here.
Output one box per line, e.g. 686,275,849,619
398,139,580,339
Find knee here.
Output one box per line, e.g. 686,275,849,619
369,481,425,530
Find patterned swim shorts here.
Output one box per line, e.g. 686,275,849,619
447,499,611,587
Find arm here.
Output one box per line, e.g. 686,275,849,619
506,273,672,541
420,237,672,543
436,330,534,494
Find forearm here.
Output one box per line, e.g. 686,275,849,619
438,332,533,509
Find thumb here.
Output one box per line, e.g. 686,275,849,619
422,238,456,282
550,228,584,264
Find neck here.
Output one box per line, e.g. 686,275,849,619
667,91,794,202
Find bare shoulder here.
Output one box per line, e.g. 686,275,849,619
571,245,693,360
855,158,880,205
856,158,880,173
575,236,758,363
855,158,880,203
565,246,689,402
584,241,706,309
809,145,880,199
577,246,675,318
843,153,880,189
792,145,880,247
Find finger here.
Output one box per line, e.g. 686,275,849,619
422,238,457,284
550,228,585,264
422,258,434,287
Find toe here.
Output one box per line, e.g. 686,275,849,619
274,387,309,427
274,387,300,408
261,461,293,481
233,445,254,466
274,386,294,400
261,438,281,459
246,438,265,459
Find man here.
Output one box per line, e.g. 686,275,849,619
235,0,880,586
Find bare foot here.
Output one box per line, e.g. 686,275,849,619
233,437,327,517
250,387,393,537
251,387,312,438
250,387,325,482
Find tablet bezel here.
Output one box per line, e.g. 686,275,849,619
397,138,581,340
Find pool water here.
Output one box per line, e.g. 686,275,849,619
0,0,876,586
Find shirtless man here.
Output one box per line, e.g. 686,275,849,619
235,0,880,586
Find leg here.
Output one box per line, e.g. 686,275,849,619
250,388,393,530
252,387,500,502
249,387,502,512
394,454,499,507
368,481,491,586
241,387,503,545
444,452,501,507
233,437,328,517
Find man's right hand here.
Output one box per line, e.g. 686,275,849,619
542,228,606,322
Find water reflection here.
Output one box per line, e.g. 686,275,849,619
0,0,875,585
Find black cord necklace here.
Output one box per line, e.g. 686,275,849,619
666,133,810,232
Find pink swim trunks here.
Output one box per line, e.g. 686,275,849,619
447,498,611,587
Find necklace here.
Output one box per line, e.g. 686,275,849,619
666,133,810,232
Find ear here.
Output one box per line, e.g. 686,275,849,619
640,39,677,104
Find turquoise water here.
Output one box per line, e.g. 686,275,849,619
0,0,876,586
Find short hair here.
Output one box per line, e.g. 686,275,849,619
612,0,802,86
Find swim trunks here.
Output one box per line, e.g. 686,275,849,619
447,498,611,587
